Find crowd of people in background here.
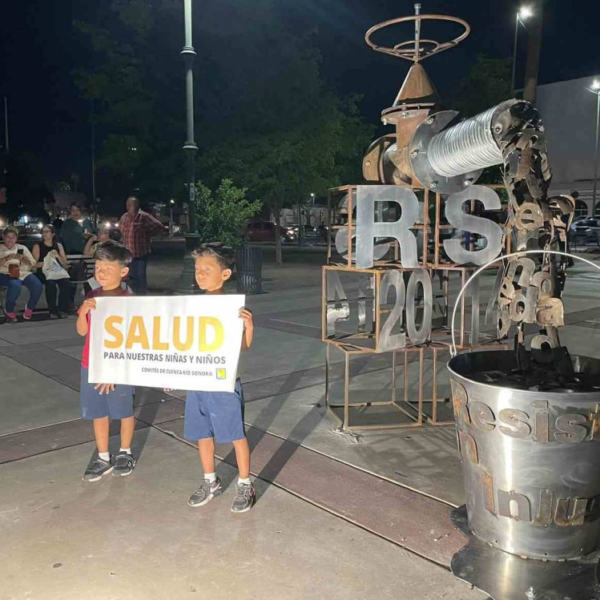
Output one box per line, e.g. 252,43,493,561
0,195,167,321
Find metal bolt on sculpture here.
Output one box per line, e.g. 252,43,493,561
323,4,600,598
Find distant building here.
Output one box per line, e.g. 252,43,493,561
537,76,600,216
53,192,88,214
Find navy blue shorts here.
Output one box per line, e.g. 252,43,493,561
184,380,245,444
80,367,135,421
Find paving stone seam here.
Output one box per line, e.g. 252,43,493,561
1,404,463,567
2,353,80,392
149,421,458,569
2,394,456,513
250,426,459,509
0,416,83,440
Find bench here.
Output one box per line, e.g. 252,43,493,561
66,255,96,304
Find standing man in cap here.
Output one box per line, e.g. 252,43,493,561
118,196,167,294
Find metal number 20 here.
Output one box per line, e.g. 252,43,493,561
379,268,433,351
379,270,406,351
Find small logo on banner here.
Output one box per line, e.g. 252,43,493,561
216,369,227,380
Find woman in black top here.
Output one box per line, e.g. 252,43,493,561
32,225,72,318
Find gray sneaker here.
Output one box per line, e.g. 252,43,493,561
188,477,223,507
113,452,136,477
82,457,113,482
231,482,256,513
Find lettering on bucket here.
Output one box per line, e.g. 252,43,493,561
452,380,600,527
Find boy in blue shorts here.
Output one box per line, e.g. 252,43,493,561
76,241,136,482
182,244,255,513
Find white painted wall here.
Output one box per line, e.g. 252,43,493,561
537,76,600,213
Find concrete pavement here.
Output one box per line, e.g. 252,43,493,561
2,252,600,599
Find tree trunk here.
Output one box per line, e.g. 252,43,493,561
274,201,283,265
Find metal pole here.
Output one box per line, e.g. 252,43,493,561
3,96,9,153
414,4,421,62
511,13,519,94
182,0,198,233
91,100,96,212
593,91,600,216
523,1,543,104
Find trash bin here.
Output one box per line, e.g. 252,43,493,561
236,246,263,295
448,350,600,561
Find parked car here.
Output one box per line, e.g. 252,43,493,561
246,221,296,243
291,224,319,239
571,217,600,243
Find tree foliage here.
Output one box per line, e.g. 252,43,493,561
73,0,184,209
0,151,52,223
72,0,374,226
194,179,261,248
449,55,513,118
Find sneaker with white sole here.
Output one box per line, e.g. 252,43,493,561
187,477,223,507
113,452,136,477
82,457,113,482
231,482,256,513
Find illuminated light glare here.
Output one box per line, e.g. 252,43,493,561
592,80,600,91
518,6,533,19
37,223,43,229
104,221,111,228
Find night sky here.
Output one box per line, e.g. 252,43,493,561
1,0,599,194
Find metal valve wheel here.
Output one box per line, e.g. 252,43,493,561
364,10,470,63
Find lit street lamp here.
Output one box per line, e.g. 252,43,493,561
588,80,600,216
511,6,533,94
169,199,176,236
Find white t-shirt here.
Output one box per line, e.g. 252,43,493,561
0,244,35,280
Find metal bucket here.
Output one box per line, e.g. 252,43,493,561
448,250,600,561
448,350,600,560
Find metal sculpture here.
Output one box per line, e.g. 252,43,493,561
363,6,575,368
323,4,600,598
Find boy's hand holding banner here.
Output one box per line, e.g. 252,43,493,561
89,295,245,392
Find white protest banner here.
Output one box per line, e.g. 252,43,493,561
89,295,245,393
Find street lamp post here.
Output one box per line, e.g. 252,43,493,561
176,0,202,293
182,0,198,235
169,199,175,236
588,80,600,216
511,6,533,95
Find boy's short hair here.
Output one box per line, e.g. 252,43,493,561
192,243,234,271
94,240,133,267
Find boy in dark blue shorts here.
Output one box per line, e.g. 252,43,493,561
182,244,255,513
76,241,136,482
